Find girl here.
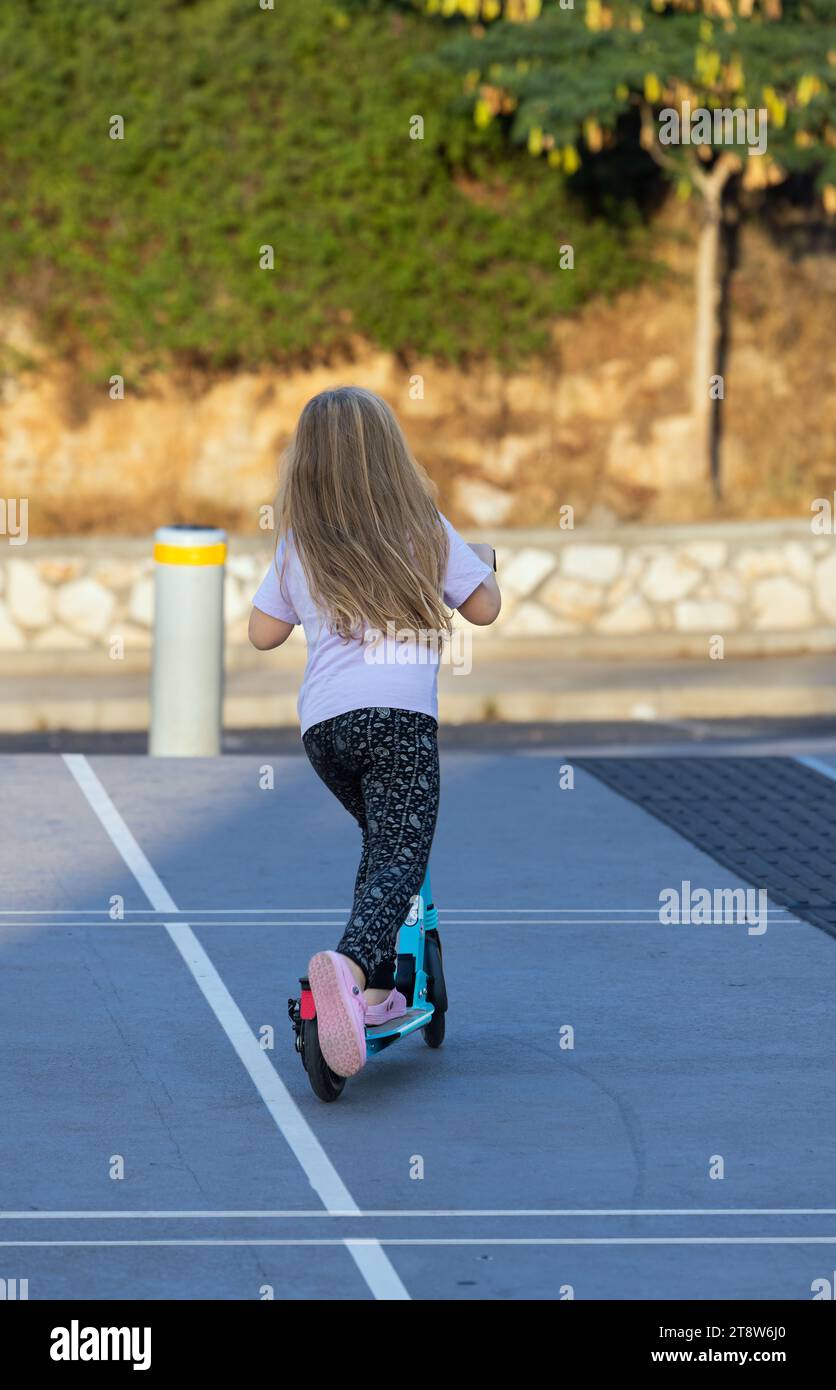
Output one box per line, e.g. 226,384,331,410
249,386,501,1078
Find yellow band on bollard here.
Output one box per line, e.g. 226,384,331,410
153,542,227,567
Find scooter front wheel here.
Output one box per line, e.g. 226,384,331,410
303,1016,347,1102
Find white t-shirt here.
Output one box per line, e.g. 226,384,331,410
252,513,492,735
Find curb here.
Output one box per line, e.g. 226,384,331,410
3,681,836,732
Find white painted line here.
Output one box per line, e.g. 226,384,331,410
0,908,355,915
61,753,409,1303
1,917,804,929
0,909,676,915
2,1236,836,1247
0,905,804,914
797,755,836,783
1,1207,835,1219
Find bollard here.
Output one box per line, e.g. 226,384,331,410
149,525,226,756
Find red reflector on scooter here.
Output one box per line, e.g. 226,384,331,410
300,989,316,1021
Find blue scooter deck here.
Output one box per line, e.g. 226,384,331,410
365,1006,433,1042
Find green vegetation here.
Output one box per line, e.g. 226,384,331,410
370,0,836,485
0,0,649,382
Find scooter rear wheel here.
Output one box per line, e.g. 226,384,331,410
303,1017,347,1101
422,930,446,1049
422,1007,445,1048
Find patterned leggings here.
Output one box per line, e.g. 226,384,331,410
302,707,440,989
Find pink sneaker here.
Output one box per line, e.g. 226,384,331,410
364,988,408,1027
307,952,368,1077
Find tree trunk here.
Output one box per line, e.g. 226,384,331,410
693,188,722,484
711,176,741,500
692,155,740,493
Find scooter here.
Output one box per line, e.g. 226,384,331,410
288,869,447,1102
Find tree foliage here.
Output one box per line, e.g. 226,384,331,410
378,0,836,205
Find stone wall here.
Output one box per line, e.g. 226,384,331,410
1,519,834,670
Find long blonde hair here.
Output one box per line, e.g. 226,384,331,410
274,387,452,640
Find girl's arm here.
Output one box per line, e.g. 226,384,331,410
458,543,501,626
248,606,295,650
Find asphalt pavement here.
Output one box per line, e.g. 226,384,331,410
2,739,835,1299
